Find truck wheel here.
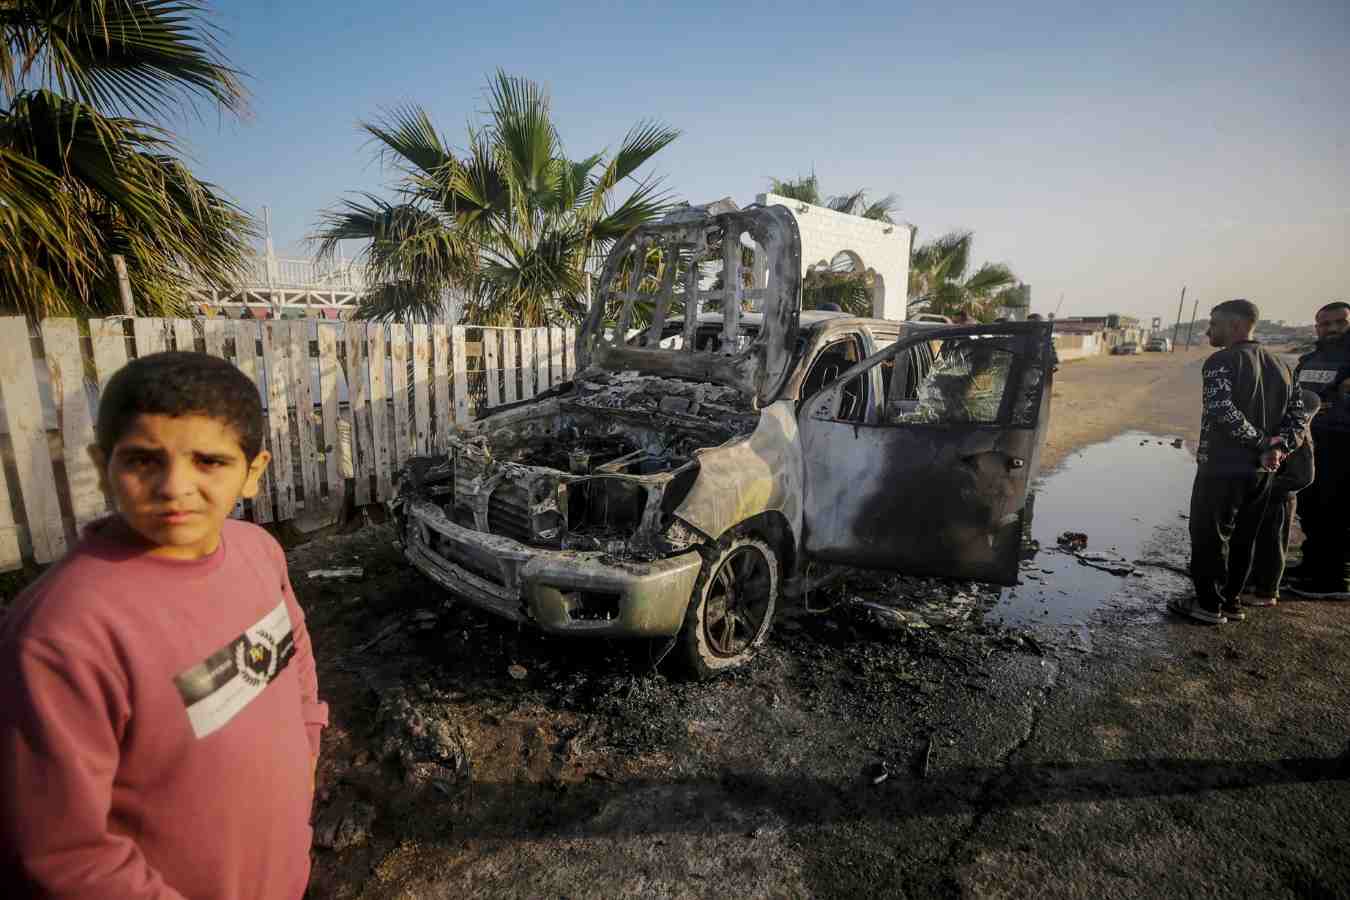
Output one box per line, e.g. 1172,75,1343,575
680,535,779,679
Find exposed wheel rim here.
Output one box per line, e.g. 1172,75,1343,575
703,544,773,658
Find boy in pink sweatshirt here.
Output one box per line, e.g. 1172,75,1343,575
0,351,328,899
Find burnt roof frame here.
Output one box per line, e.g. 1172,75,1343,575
577,204,803,407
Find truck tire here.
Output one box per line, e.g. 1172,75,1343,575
680,534,779,679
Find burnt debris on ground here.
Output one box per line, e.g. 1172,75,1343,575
289,523,1056,896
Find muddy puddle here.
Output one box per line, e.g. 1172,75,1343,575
995,431,1195,630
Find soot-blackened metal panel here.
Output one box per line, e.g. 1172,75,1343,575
578,204,801,406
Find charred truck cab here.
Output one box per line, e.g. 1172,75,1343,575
391,204,1055,677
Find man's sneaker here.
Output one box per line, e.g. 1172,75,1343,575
1240,592,1278,607
1284,580,1350,600
1167,596,1226,624
1221,602,1246,622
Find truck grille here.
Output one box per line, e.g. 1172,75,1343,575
488,484,534,543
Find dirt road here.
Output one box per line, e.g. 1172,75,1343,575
1040,346,1208,472
300,347,1349,899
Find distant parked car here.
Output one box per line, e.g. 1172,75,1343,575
1112,342,1140,355
1144,337,1169,352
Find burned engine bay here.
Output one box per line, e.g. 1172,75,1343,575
404,372,759,560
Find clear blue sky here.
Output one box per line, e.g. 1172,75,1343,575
177,0,1349,325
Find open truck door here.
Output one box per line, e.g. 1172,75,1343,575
798,322,1054,586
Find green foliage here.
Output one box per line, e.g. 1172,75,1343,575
769,173,899,223
907,230,1018,321
316,71,680,326
1,1,255,318
769,173,822,205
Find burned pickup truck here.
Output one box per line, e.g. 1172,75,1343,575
391,204,1053,677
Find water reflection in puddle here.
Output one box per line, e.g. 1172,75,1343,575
995,431,1196,628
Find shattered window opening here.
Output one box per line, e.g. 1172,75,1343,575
800,337,868,422
885,337,1015,425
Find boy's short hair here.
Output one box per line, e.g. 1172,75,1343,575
1318,301,1349,316
96,352,265,460
1212,298,1260,324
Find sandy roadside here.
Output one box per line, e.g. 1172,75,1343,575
1040,346,1210,472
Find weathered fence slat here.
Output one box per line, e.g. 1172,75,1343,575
389,324,411,471
563,326,577,379
411,323,431,456
172,319,195,353
202,319,226,358
431,325,450,451
232,321,272,522
133,318,167,355
483,329,501,408
287,322,320,512
41,319,105,531
499,329,513,402
450,326,469,425
261,322,295,520
0,442,20,571
520,328,536,400
90,319,130,394
316,325,342,508
534,328,549,393
0,318,67,562
367,324,392,501
549,326,565,388
345,324,373,506
216,322,244,520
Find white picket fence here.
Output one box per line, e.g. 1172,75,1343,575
0,318,577,572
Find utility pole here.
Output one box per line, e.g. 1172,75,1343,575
1170,286,1186,352
1184,298,1199,349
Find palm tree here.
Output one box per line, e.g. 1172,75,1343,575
768,174,900,223
1,0,255,318
314,72,681,326
907,230,1018,321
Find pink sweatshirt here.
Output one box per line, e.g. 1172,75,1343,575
0,519,328,899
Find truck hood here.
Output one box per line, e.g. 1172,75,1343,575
576,203,802,407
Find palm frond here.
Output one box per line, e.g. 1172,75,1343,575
363,104,453,177
769,173,820,205
3,0,247,120
352,281,449,324
485,69,557,196
963,262,1016,295
862,193,900,222
581,120,679,225
826,190,867,216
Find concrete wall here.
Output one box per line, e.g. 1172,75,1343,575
756,193,914,321
1053,332,1103,361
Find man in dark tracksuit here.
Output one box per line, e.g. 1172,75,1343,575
1173,299,1305,624
1285,301,1350,600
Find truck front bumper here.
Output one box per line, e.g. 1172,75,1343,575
400,498,703,637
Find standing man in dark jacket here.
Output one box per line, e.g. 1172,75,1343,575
1285,301,1350,600
1173,299,1305,624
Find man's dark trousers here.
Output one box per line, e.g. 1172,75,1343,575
1249,492,1297,598
1190,470,1275,606
1296,430,1350,588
